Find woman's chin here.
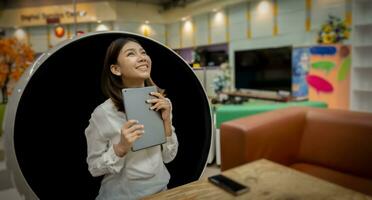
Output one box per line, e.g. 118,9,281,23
137,73,151,80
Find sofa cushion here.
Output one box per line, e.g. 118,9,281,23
298,109,372,179
291,163,372,196
220,108,306,170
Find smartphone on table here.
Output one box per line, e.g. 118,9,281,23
208,174,249,196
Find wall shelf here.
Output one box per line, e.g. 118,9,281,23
353,66,372,70
353,89,372,93
351,0,372,113
353,44,372,48
351,92,372,112
355,22,372,27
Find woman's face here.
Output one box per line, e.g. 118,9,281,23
112,41,152,85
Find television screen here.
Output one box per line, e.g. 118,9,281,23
234,46,292,92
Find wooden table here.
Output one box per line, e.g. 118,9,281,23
144,159,372,200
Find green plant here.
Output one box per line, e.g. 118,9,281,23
212,62,231,94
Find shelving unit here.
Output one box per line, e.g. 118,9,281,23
194,67,223,98
175,43,228,98
350,0,372,112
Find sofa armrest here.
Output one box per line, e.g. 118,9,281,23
220,107,308,171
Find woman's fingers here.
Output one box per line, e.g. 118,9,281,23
146,98,160,104
147,98,170,110
123,119,139,129
125,130,144,143
147,93,171,112
149,92,164,99
122,120,144,142
118,120,144,151
126,124,144,134
156,105,168,112
151,102,169,111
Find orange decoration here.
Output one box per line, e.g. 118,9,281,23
54,25,65,38
0,37,35,102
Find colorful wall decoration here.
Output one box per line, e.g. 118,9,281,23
308,45,351,110
292,47,310,100
292,45,351,110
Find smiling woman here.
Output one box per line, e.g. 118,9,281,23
3,31,211,199
85,37,178,199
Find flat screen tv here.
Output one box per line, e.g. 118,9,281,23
234,46,292,92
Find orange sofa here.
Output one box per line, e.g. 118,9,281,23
220,107,372,195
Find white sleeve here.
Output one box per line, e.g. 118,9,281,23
85,111,125,177
161,125,178,163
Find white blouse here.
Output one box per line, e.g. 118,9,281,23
85,98,178,200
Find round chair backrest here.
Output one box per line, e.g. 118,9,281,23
4,31,211,199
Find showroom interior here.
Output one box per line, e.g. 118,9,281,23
0,0,372,199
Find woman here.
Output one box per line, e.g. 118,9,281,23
85,37,178,200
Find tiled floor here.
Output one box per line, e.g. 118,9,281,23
0,137,23,199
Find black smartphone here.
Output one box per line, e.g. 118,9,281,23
208,174,249,196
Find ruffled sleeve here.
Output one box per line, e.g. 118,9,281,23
161,125,178,163
161,98,178,163
85,108,126,177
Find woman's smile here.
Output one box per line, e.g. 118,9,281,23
136,64,149,71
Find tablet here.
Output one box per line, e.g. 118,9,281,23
122,86,166,151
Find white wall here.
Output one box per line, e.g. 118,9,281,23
250,0,274,38
115,21,143,34
4,0,350,57
167,22,181,49
28,26,48,53
164,0,350,84
278,0,306,35
228,3,248,41
210,10,228,44
149,24,166,45
194,14,209,46
311,0,347,30
167,0,349,47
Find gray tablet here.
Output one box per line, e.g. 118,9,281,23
122,86,166,151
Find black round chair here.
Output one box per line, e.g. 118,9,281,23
3,31,212,199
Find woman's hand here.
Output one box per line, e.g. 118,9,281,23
147,92,171,121
114,120,144,157
147,92,172,137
